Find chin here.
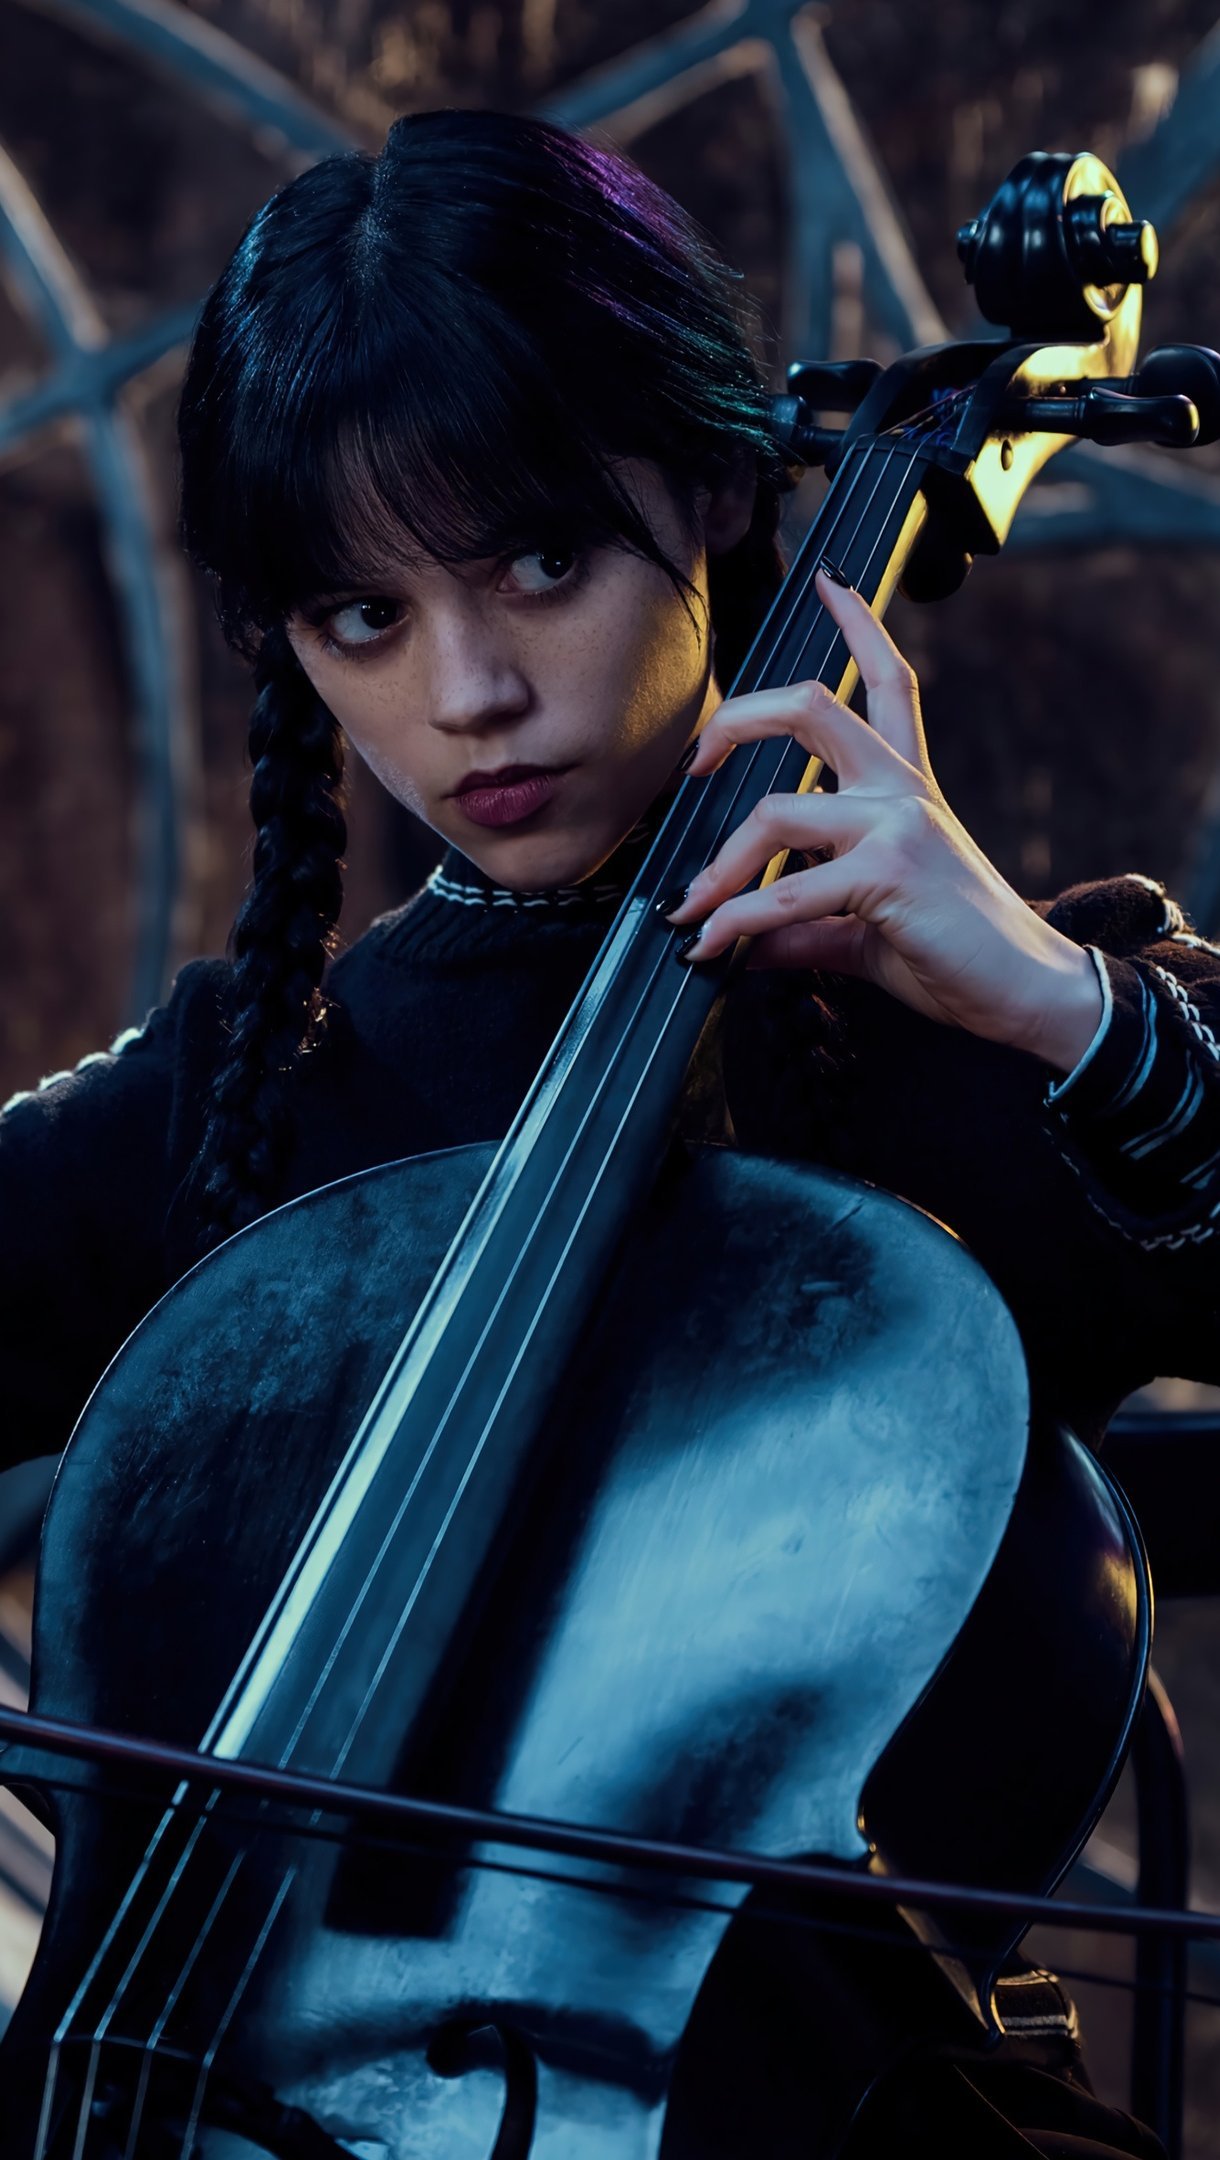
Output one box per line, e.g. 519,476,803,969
463,819,627,893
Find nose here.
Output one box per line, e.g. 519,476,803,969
425,601,533,736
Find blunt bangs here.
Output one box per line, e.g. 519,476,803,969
177,111,782,662
218,280,693,644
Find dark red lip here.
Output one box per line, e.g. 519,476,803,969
450,763,576,831
451,762,568,797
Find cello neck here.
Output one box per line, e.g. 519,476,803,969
200,435,934,1787
736,437,929,700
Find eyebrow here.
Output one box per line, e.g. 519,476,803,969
291,521,598,614
292,561,423,609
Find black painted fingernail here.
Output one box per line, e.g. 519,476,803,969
677,740,700,771
817,555,853,589
676,930,704,963
654,885,689,918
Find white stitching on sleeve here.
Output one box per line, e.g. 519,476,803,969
1151,965,1220,1062
1049,959,1220,1245
1053,1140,1220,1248
1169,929,1220,959
0,1021,150,1119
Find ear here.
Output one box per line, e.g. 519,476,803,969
701,450,758,556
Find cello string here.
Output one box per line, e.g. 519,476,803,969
320,417,952,1782
63,412,967,2158
142,442,927,2146
56,1798,237,2160
57,425,937,2155
37,1788,230,2160
179,1870,297,2160
51,386,1089,2143
202,437,909,1790
119,1847,249,2160
153,447,896,1805
779,392,972,691
722,388,967,706
55,441,911,2156
229,412,938,1795
123,1844,295,2160
317,444,918,1781
97,433,929,2151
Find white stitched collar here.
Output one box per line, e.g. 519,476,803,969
425,865,627,910
425,817,656,912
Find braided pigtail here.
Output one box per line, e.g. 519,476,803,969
190,626,346,1256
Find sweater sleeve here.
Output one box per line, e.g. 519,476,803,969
0,960,222,1471
1036,876,1220,1253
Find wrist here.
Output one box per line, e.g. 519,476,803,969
1013,937,1107,1074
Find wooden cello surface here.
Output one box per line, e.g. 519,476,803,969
0,1141,1146,2157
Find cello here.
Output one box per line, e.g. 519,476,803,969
1,148,1218,2158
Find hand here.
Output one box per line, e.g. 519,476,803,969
666,567,1103,1074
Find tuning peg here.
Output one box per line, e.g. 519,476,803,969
1133,347,1220,445
1080,386,1195,445
1004,383,1198,447
1065,194,1158,287
785,359,883,410
769,394,846,473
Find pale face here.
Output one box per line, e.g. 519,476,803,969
284,459,750,890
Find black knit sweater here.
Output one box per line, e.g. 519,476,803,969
3,841,1219,1470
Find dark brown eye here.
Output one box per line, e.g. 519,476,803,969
331,598,399,639
507,546,578,594
316,596,404,656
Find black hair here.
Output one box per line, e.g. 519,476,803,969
176,106,790,1253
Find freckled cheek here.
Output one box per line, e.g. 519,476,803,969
617,607,708,752
619,650,694,750
340,719,431,822
561,594,702,760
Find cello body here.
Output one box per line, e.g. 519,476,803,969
0,1142,1147,2157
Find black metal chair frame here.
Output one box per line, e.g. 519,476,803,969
1129,1668,1190,2159
1103,1407,1220,2160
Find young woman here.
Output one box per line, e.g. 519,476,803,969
4,106,1218,2157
